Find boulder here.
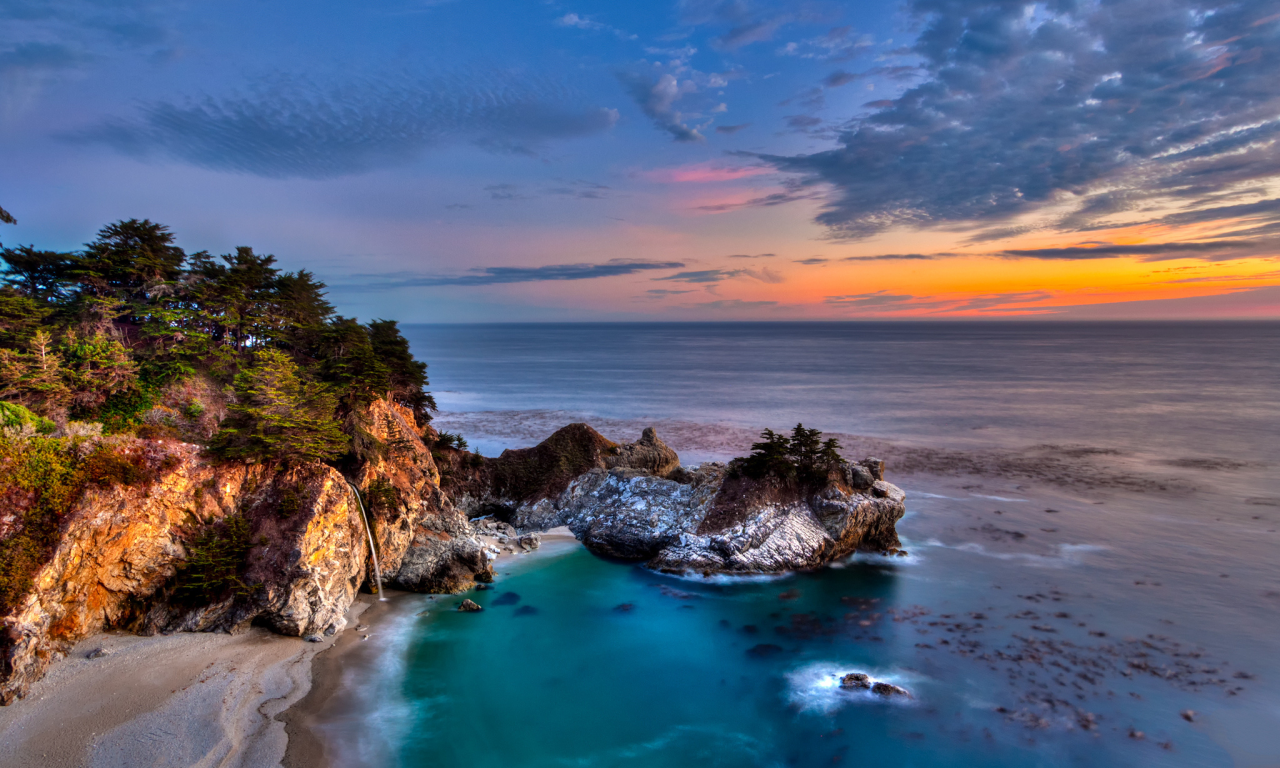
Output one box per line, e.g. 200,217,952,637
871,682,910,697
840,672,871,689
457,599,483,612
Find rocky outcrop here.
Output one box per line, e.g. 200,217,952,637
354,399,494,593
440,423,684,530
0,397,493,704
445,425,906,575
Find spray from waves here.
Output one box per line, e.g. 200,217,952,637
972,494,1029,502
786,662,923,714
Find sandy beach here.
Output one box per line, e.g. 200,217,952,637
0,528,580,768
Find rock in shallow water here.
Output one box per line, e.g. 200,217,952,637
458,599,483,612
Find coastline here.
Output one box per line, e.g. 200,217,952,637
0,601,364,768
283,526,581,768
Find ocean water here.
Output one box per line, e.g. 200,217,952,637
318,322,1280,768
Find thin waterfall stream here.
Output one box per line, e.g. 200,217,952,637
347,482,387,602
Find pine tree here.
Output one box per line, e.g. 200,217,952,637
211,348,345,465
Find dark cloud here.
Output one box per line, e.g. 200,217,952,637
654,266,784,283
73,71,620,178
841,253,940,261
357,259,685,287
0,42,85,75
786,114,822,129
999,240,1269,262
823,66,919,88
794,257,828,264
643,288,697,296
727,252,777,258
617,71,703,143
825,289,1054,313
715,123,751,134
823,70,859,88
756,0,1280,239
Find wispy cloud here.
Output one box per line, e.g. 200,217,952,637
72,71,620,178
355,259,685,287
998,240,1271,262
825,290,1054,314
641,162,770,183
794,257,827,264
654,267,784,284
842,253,941,261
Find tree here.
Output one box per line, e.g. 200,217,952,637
211,348,345,465
0,246,79,303
367,319,435,419
737,423,847,484
315,317,389,410
78,219,186,299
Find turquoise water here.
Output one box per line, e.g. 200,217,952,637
316,323,1280,767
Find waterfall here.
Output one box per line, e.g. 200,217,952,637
347,482,387,602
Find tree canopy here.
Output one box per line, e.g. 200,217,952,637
0,218,436,463
736,423,846,484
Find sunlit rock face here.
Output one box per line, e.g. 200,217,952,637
0,397,493,704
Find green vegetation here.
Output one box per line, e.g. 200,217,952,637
0,401,55,434
0,218,436,460
174,515,256,601
733,424,846,485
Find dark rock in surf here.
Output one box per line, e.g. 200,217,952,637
872,682,909,697
458,599,483,612
840,672,871,690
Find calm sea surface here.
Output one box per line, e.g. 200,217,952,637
318,322,1280,768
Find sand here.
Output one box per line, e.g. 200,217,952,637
0,528,582,768
0,601,368,768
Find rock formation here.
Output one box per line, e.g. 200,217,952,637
0,397,492,704
441,424,906,574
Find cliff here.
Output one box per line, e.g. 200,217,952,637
0,398,491,705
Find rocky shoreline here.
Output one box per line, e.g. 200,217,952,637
0,408,907,708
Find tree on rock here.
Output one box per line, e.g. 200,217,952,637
212,348,345,465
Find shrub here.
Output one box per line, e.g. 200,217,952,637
0,401,55,434
174,515,256,601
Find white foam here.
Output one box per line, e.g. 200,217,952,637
936,541,1108,568
972,494,1029,502
786,662,921,713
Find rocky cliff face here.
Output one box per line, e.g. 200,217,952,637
0,398,492,705
442,424,907,574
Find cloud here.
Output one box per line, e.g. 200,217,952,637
841,253,940,261
822,66,918,88
0,42,86,75
641,162,770,183
715,123,751,134
654,266,784,284
618,71,703,142
694,182,822,212
785,115,822,129
794,257,827,264
755,1,1280,239
1164,270,1280,284
684,299,780,310
824,289,1054,313
998,240,1271,262
727,253,776,258
555,11,636,40
643,288,697,296
72,71,620,178
678,0,839,50
357,259,686,287
777,25,874,60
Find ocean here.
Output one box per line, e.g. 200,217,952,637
313,322,1280,767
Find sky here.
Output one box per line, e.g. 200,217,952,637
1,0,1279,321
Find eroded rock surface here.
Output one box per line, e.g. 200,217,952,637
0,397,492,704
443,425,906,575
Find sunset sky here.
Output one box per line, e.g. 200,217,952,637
2,0,1278,321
